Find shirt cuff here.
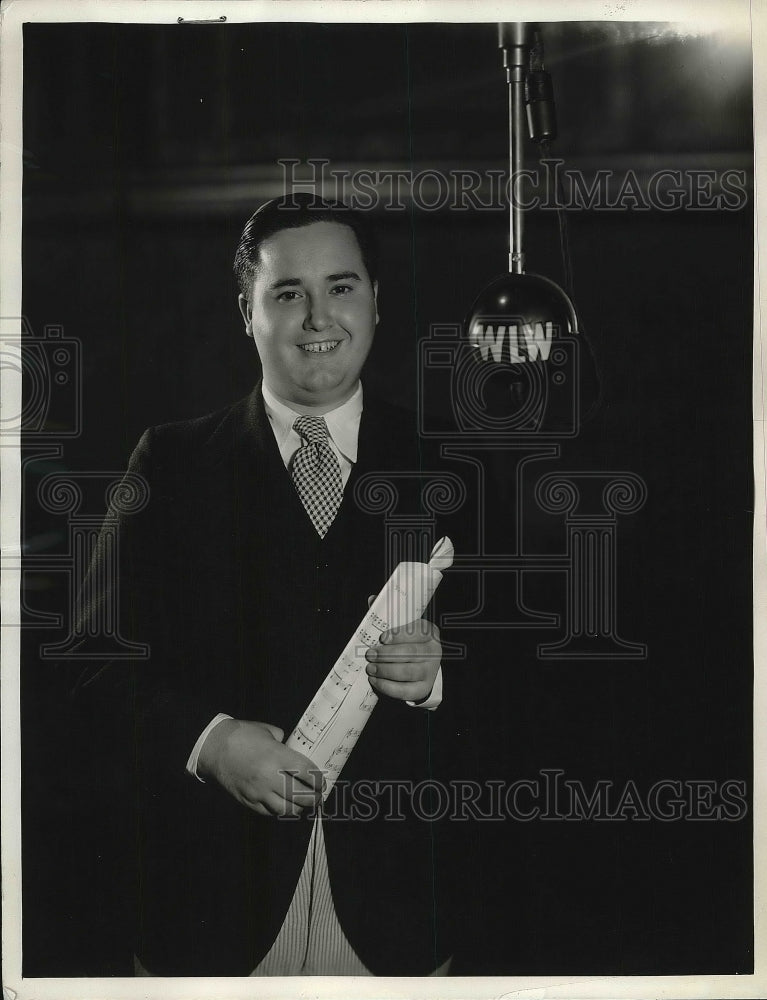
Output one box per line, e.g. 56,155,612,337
406,666,443,711
186,713,233,782
185,670,441,780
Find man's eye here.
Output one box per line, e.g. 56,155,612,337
330,284,353,295
276,290,301,302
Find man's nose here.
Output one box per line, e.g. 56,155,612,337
303,296,332,332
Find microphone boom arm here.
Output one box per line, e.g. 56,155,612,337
498,22,533,275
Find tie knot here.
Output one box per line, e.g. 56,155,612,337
293,415,329,445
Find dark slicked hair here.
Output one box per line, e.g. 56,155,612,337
233,193,379,298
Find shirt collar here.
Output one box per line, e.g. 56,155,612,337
261,381,363,464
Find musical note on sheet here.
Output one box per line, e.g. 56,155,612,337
286,537,454,798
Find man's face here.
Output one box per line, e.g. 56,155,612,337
239,220,379,412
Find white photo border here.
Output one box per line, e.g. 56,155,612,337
1,1,763,997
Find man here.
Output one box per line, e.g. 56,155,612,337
76,195,467,976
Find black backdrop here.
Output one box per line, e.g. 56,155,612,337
20,20,753,976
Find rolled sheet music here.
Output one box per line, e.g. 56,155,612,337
286,537,454,798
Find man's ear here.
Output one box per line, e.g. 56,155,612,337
373,280,379,325
238,293,253,338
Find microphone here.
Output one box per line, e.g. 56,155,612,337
464,272,582,435
458,22,599,435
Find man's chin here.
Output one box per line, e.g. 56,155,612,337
287,372,360,411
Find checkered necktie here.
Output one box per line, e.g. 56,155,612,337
291,416,344,538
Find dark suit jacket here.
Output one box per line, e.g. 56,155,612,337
75,383,472,976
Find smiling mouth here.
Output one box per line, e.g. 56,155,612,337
298,341,342,353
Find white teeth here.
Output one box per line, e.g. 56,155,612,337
298,341,341,353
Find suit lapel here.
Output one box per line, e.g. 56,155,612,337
220,384,425,545
230,383,322,540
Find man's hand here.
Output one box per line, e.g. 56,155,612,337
197,719,324,817
365,617,441,703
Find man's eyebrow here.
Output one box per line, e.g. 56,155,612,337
326,271,361,282
268,271,361,291
269,277,301,291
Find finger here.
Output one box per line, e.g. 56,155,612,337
367,594,376,608
238,788,303,817
282,784,323,808
279,767,325,800
380,620,438,644
367,659,425,683
277,768,325,803
367,676,431,702
262,789,307,818
367,643,437,663
278,749,325,791
263,724,285,742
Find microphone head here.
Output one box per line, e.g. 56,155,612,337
461,272,598,436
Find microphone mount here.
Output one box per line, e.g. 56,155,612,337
498,22,532,274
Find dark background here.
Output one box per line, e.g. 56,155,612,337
20,20,753,976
